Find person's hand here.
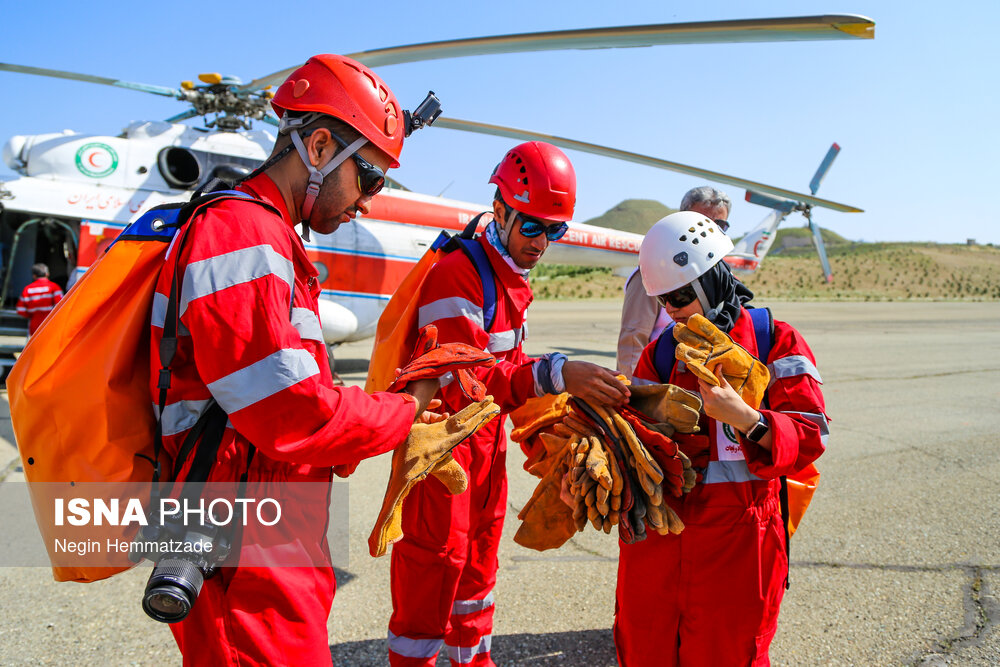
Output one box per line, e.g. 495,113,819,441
561,361,630,407
416,399,449,425
697,365,759,434
402,378,440,421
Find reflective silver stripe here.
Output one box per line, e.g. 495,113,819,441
780,410,830,445
180,245,294,316
440,371,455,387
488,329,518,353
631,376,656,386
387,631,443,659
207,348,319,413
452,592,495,615
151,292,190,336
155,399,212,437
290,307,323,342
769,355,822,384
702,459,762,485
418,297,483,330
446,635,492,664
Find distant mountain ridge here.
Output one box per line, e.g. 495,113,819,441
583,199,676,235
583,198,852,253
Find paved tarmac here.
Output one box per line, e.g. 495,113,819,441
0,300,997,666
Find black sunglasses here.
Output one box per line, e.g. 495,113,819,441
713,218,730,232
656,283,699,309
507,205,569,241
328,129,386,197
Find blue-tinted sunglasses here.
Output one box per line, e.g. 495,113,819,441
508,206,569,241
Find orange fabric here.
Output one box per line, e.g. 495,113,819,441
365,246,445,394
7,236,170,582
786,462,820,537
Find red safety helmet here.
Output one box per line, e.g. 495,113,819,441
271,54,404,168
489,141,576,222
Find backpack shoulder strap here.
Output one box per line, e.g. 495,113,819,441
429,212,497,332
456,238,497,333
746,307,774,364
652,323,678,381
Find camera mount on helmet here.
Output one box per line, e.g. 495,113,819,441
403,91,442,137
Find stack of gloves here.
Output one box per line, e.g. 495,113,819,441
512,382,703,550
513,313,771,551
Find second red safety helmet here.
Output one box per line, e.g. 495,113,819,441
489,141,576,222
271,54,404,168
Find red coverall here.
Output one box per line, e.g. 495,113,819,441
388,232,540,666
616,308,827,666
149,174,416,667
16,277,63,334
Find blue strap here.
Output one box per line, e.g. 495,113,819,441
458,238,497,332
651,308,773,380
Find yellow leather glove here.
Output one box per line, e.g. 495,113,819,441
627,384,703,433
368,397,500,557
674,313,771,409
515,440,577,551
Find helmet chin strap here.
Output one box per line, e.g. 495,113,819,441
691,278,722,322
287,128,367,241
497,205,519,248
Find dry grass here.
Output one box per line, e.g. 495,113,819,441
532,243,1000,301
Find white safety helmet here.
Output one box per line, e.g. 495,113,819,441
639,211,734,296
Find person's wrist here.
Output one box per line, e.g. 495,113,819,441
738,410,762,435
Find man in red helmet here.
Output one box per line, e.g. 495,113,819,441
149,55,442,666
387,142,630,666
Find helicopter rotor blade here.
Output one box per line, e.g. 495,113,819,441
434,117,864,213
239,14,874,92
805,210,834,282
164,109,199,124
809,143,841,195
0,62,181,98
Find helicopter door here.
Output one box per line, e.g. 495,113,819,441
1,218,77,308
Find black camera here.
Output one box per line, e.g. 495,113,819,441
130,517,232,623
403,91,442,136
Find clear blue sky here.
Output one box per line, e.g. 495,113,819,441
2,1,997,244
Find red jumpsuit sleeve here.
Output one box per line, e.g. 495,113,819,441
742,321,828,478
417,255,537,413
177,202,415,467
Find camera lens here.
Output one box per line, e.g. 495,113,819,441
141,559,205,623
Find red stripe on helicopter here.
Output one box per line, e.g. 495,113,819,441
368,193,641,255
306,248,414,297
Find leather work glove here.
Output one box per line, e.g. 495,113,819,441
368,397,501,557
514,447,578,551
628,384,702,433
386,325,498,401
673,314,770,409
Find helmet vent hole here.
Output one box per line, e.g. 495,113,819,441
692,238,700,245
679,235,687,242
520,167,526,174
688,227,696,233
708,252,715,259
700,231,707,238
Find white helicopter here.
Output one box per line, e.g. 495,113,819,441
0,14,871,348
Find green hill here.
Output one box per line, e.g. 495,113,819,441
583,199,676,235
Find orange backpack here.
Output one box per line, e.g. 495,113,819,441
366,214,494,393
7,191,270,582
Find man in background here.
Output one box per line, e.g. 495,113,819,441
16,263,63,336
